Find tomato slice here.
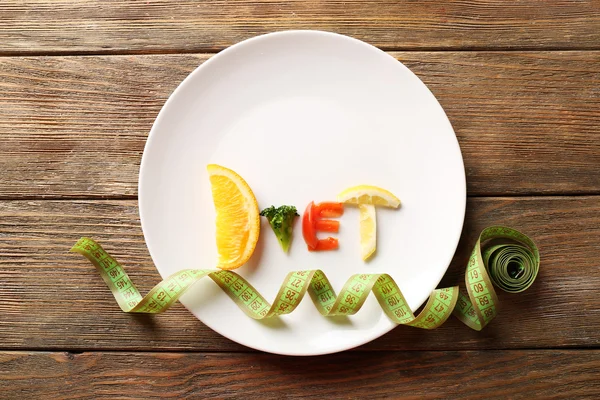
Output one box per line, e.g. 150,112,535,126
316,202,344,218
302,201,318,250
315,237,339,251
315,219,339,233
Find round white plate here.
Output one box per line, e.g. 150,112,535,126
139,31,466,356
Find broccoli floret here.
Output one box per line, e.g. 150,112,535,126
260,205,299,253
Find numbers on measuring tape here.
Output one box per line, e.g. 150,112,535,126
394,308,407,318
71,225,538,331
345,294,355,305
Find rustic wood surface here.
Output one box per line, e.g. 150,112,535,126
1,0,599,398
1,52,599,198
1,197,598,352
1,1,600,54
1,350,599,399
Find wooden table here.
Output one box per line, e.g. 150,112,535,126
1,1,599,398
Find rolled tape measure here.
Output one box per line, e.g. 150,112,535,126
71,226,539,330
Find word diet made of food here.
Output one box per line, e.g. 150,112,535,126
71,164,539,332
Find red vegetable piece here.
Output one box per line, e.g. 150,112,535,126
315,237,339,251
303,201,344,251
315,219,340,233
302,201,318,250
316,202,344,218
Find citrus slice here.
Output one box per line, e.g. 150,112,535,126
359,204,377,261
338,185,400,261
207,164,260,270
337,185,401,208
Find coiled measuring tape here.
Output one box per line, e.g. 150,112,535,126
71,226,539,330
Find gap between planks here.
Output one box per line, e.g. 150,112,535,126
3,46,600,58
1,194,600,201
0,345,598,355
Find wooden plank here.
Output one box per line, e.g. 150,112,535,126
0,197,599,351
1,350,599,398
0,52,599,198
1,1,600,53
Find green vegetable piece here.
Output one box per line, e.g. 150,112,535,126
260,205,299,253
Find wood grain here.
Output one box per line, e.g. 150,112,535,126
1,52,599,198
2,1,599,394
1,1,600,54
1,197,599,352
1,350,599,399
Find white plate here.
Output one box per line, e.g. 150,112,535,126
139,31,466,356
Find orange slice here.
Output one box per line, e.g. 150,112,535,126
207,164,260,270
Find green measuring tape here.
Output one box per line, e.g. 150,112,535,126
71,226,539,330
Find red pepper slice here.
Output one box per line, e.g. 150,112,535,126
315,237,339,251
302,201,318,250
302,201,344,251
315,202,344,218
315,219,340,233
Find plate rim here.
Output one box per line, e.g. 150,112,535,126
138,30,467,355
